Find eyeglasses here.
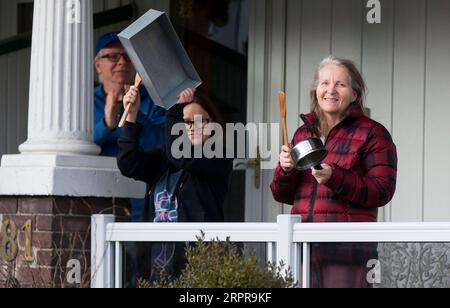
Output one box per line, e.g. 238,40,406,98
184,119,210,129
99,52,131,63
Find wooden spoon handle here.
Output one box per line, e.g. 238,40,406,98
118,103,132,128
134,73,142,88
118,73,142,128
282,118,289,147
278,91,289,146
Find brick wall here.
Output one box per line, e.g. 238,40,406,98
0,197,130,288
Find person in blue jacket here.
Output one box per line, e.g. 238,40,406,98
93,32,166,221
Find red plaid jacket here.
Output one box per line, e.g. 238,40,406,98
271,105,398,223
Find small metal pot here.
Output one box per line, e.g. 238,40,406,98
291,138,328,171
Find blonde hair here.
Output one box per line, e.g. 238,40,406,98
310,56,368,136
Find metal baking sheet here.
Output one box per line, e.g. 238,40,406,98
118,9,202,109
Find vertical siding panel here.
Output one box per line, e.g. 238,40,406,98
300,0,332,115
391,0,426,222
267,0,287,125
16,48,31,148
134,0,151,13
95,0,130,39
0,56,7,156
285,0,302,136
0,1,17,40
135,0,171,14
93,0,104,13
283,0,302,215
0,1,7,39
7,53,18,154
362,0,395,222
105,0,121,10
0,1,4,39
265,0,287,221
331,0,363,65
245,0,266,222
155,0,171,13
424,0,450,221
93,0,104,53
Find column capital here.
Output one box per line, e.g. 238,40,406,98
20,0,100,156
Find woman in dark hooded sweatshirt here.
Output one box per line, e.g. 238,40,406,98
118,87,232,281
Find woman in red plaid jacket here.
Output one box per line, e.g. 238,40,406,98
271,56,398,288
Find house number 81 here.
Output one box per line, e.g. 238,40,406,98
0,220,34,262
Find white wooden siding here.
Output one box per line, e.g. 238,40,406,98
391,0,427,222
331,0,363,65
256,0,450,222
361,0,395,222
424,0,450,221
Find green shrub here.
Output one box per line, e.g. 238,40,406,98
138,234,295,288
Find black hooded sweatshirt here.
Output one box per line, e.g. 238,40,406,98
117,103,233,223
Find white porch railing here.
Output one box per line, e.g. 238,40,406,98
91,215,450,288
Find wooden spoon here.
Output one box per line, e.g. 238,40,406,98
278,91,289,146
119,73,142,128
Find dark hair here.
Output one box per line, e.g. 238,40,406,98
188,91,225,128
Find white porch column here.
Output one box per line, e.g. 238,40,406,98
0,0,145,198
19,0,98,155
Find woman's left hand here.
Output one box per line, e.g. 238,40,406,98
177,88,196,104
311,164,333,184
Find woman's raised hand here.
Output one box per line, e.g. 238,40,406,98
177,88,196,104
123,85,141,123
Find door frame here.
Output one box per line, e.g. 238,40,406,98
245,0,287,223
